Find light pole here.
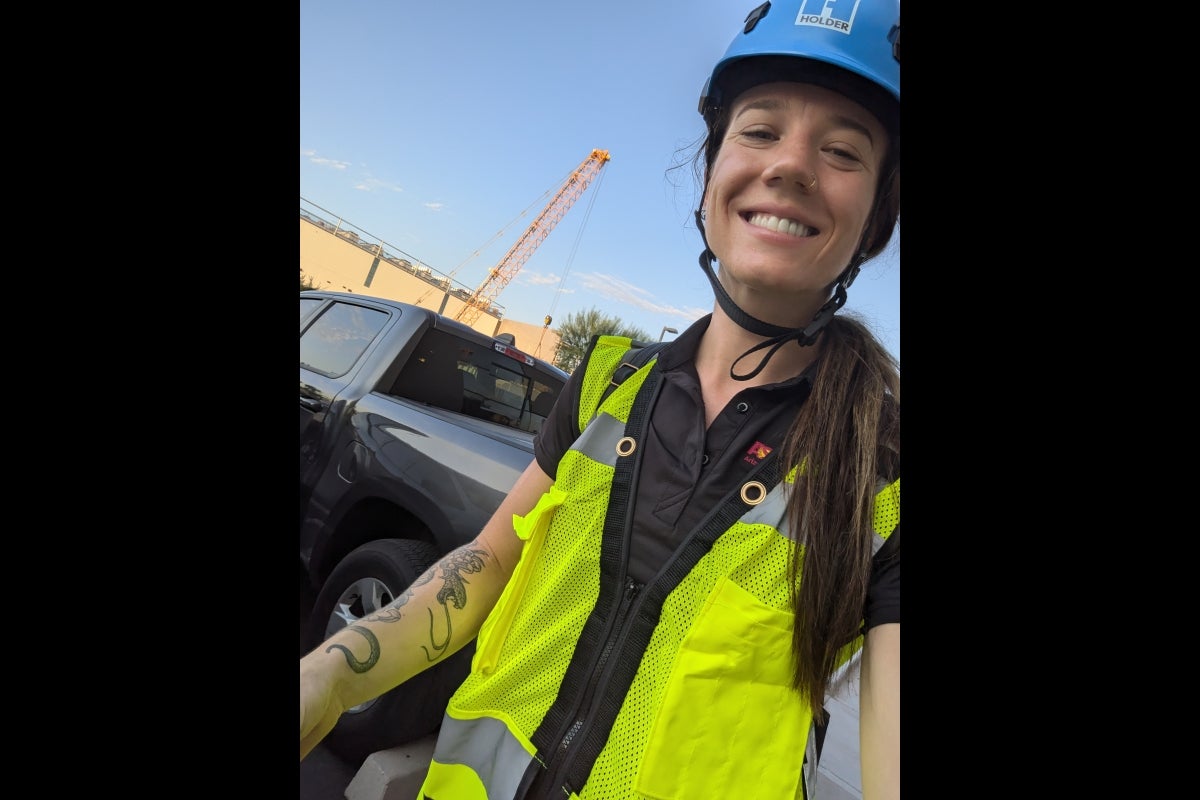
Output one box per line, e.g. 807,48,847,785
659,326,678,342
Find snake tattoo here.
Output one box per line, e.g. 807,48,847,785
322,547,490,671
422,547,488,661
325,625,381,674
324,585,417,672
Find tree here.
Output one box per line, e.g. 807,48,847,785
300,267,318,291
553,307,652,373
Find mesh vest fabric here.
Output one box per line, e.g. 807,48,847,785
418,335,899,800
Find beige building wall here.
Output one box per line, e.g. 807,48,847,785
300,216,562,364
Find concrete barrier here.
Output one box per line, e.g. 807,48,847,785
344,735,437,800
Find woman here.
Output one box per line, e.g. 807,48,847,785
301,1,900,797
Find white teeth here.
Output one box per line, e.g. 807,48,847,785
747,212,813,237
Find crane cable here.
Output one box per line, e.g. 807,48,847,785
415,161,589,307
535,165,608,356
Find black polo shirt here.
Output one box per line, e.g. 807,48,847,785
534,315,899,631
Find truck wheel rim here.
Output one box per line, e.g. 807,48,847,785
324,576,399,714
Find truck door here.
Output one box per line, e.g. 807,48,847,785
299,298,390,479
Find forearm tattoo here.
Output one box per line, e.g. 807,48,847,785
423,547,489,662
324,583,416,673
325,626,381,674
324,547,490,672
360,586,417,624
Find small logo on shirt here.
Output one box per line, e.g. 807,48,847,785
744,441,773,466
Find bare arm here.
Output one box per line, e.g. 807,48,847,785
300,459,554,761
859,622,899,800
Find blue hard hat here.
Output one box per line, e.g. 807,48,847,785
700,0,900,134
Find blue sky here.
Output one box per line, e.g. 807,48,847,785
300,0,899,362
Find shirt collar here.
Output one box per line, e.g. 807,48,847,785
655,314,816,390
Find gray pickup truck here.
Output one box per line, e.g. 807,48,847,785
299,290,569,763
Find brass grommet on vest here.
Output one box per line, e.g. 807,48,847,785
615,436,637,457
740,481,767,505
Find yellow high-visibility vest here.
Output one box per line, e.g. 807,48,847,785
418,336,899,799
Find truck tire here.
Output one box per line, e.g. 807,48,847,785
305,538,475,763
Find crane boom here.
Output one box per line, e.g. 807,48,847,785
454,148,611,326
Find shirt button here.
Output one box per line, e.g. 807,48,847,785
736,402,750,413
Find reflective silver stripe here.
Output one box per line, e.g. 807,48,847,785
571,411,626,468
431,714,536,798
742,479,789,530
738,475,900,548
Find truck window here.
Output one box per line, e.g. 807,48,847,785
391,328,565,433
300,301,389,378
300,296,323,322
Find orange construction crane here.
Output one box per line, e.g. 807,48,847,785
454,148,611,326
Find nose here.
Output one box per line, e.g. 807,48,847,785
764,142,818,192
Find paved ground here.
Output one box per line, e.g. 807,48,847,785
301,744,359,800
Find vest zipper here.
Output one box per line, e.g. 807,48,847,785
519,359,665,798
533,577,642,798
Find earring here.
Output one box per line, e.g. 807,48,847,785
700,208,707,221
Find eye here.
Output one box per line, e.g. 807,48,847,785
823,143,871,167
736,126,778,143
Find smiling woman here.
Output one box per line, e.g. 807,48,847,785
301,3,899,798
699,81,889,331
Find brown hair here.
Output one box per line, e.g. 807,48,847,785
690,85,901,721
783,316,900,721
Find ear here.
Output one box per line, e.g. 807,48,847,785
861,169,899,254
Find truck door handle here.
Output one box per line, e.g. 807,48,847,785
300,397,324,412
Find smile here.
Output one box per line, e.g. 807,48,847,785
746,212,815,238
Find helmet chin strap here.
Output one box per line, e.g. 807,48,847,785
694,208,865,381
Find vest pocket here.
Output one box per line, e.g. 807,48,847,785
634,578,809,800
473,485,565,674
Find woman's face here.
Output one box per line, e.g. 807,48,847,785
702,81,889,327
